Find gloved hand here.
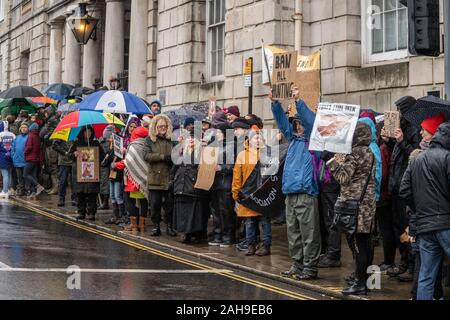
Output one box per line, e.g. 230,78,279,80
320,151,334,162
164,155,172,163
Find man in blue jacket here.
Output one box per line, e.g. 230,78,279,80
11,123,29,196
270,88,321,280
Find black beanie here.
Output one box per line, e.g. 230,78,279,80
231,117,251,130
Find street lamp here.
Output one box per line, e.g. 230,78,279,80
66,2,99,45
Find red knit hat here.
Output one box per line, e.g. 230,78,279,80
225,105,240,118
421,113,445,135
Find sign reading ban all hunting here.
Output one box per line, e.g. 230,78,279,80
272,51,298,99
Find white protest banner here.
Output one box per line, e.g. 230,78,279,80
309,103,361,154
113,133,124,159
261,45,286,85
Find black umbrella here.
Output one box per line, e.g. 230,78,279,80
42,83,75,100
403,95,450,127
70,87,94,97
0,85,43,99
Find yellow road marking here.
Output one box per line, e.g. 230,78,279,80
9,200,317,301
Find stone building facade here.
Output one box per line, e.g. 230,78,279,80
0,0,445,124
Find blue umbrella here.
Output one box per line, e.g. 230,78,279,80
77,90,151,114
42,83,75,101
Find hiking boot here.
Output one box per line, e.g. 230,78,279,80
181,234,192,244
245,244,257,256
379,263,394,274
342,283,367,296
124,217,139,232
236,240,249,252
57,198,65,207
208,238,223,246
292,271,318,281
281,264,303,278
166,225,177,237
36,185,45,196
150,226,161,237
220,239,235,248
345,272,356,284
255,243,271,256
138,217,146,233
387,264,408,277
397,270,414,282
318,256,341,268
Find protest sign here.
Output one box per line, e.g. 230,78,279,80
384,111,400,138
296,51,321,112
77,147,100,183
262,45,286,85
309,103,361,154
271,51,297,99
238,145,288,218
194,146,219,191
113,133,124,159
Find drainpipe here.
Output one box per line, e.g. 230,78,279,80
294,0,303,53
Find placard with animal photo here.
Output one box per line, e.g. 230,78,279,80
77,147,100,183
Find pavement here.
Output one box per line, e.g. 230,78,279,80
0,201,333,300
6,193,449,300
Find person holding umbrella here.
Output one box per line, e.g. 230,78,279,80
381,96,421,278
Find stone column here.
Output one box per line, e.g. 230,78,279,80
128,0,148,97
82,7,101,88
48,20,64,84
103,0,124,87
63,20,81,85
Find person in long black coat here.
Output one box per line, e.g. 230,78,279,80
382,96,421,277
172,136,209,244
69,127,104,221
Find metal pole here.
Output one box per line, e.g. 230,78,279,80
249,57,253,115
445,0,450,100
294,0,303,53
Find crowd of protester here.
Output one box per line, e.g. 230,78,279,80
0,86,448,300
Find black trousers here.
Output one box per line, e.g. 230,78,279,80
149,190,173,226
211,190,236,242
127,196,148,218
15,167,28,193
77,193,97,216
319,190,340,260
351,233,373,285
376,203,397,265
391,195,411,267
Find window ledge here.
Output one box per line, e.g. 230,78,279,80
204,75,225,84
361,57,410,69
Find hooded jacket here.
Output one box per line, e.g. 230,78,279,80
143,114,173,190
358,118,382,201
271,100,319,197
0,130,15,169
24,126,42,163
388,116,421,194
328,123,376,234
11,131,28,167
399,123,450,235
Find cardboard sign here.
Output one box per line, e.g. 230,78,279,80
113,133,124,159
296,51,321,112
194,146,219,191
262,45,286,85
296,70,321,112
271,51,298,99
77,147,100,183
309,103,361,154
384,111,400,138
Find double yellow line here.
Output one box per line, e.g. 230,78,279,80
9,200,316,300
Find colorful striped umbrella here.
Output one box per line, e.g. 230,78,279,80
50,110,125,141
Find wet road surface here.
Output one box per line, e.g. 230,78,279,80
0,201,332,300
